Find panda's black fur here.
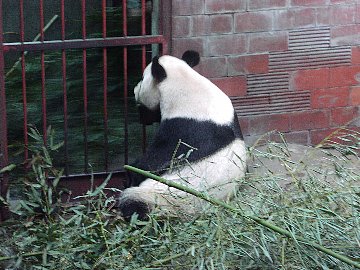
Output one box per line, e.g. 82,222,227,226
129,115,243,187
119,50,246,220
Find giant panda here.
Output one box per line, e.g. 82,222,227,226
119,50,246,220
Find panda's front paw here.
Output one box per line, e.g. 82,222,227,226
119,198,151,221
138,105,161,125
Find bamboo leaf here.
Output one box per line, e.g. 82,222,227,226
0,163,16,173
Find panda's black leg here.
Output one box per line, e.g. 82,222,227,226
119,199,151,221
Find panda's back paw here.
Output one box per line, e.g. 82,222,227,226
119,199,151,221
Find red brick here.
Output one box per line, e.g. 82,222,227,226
356,4,360,23
195,57,227,78
172,0,204,15
248,32,288,53
310,128,340,146
328,5,356,25
228,54,269,75
269,131,310,145
331,0,356,3
291,0,328,6
244,54,269,74
329,66,360,87
310,127,360,146
234,11,273,33
316,7,330,26
331,24,360,46
209,14,233,34
311,87,349,109
191,16,210,36
248,113,290,135
330,106,359,126
290,68,329,91
274,8,317,30
211,76,247,97
172,38,205,59
248,0,287,10
351,47,360,65
290,110,330,130
208,34,247,56
316,5,355,26
173,16,191,38
349,86,360,105
205,0,246,13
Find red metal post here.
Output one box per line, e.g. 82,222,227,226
0,0,10,221
123,0,129,165
61,0,69,175
141,0,147,152
40,0,47,144
20,0,28,160
82,0,89,173
102,0,109,171
160,0,171,54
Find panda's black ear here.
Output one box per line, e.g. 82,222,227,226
151,56,167,83
181,50,200,67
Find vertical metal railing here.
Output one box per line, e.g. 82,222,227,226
60,0,69,175
122,0,129,165
20,0,29,161
0,0,170,218
81,0,89,174
0,0,9,221
101,0,109,172
141,0,148,152
40,0,47,145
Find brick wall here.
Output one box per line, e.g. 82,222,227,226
171,0,360,145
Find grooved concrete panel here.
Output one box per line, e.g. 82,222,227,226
269,47,352,72
289,27,330,50
247,72,289,94
231,91,311,116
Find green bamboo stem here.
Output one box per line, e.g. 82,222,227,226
5,15,59,78
124,165,360,269
0,251,43,262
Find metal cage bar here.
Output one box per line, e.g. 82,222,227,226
0,0,9,221
4,36,166,52
81,0,89,174
40,0,47,144
102,0,109,171
20,0,29,161
60,0,69,175
0,0,171,217
141,0,147,152
122,0,129,165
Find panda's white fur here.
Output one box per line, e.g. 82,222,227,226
119,51,246,219
135,55,234,125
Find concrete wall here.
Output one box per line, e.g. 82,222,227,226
171,0,360,145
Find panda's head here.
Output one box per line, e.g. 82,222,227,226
134,50,200,112
134,50,234,125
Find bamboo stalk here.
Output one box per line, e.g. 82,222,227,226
5,15,59,78
0,251,43,262
124,165,360,269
